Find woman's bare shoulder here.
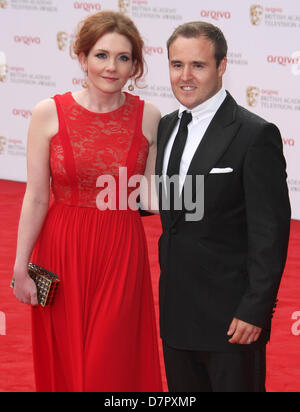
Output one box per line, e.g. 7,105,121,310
30,98,58,141
32,98,56,118
142,101,161,145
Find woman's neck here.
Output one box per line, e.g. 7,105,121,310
74,88,126,114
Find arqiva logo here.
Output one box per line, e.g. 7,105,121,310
267,55,300,66
12,109,32,119
144,46,163,56
14,36,40,46
283,138,295,147
72,78,87,87
74,2,102,12
200,10,231,21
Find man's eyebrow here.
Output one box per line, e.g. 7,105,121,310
192,60,207,65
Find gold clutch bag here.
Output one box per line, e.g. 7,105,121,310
11,263,60,307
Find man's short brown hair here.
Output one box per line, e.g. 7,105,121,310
167,21,228,68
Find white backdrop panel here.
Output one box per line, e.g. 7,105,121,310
0,0,299,218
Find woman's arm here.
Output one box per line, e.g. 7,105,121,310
140,102,161,214
13,99,58,305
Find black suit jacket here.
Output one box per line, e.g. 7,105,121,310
155,92,291,352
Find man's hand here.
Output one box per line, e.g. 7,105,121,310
227,318,262,345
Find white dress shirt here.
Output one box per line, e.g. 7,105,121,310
163,88,227,193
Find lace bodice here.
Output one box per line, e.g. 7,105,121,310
50,92,149,208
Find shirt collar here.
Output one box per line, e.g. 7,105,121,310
179,87,227,125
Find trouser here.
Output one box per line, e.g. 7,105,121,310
163,342,266,393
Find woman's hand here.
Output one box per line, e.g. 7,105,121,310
13,269,38,306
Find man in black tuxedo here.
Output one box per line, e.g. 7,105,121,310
155,22,291,392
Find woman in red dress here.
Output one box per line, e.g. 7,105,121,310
12,11,162,392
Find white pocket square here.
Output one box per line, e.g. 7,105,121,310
210,168,233,174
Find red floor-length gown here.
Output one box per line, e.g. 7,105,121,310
30,92,163,392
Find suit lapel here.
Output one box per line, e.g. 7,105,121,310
156,111,179,176
171,93,241,227
156,111,179,228
185,94,240,179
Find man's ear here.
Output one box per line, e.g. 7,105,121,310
218,57,227,77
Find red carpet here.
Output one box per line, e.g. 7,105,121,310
0,179,299,392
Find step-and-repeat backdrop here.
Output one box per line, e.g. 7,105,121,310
0,0,299,218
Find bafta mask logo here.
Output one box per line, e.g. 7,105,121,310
57,32,77,60
57,32,69,51
69,36,77,60
119,0,130,15
0,51,8,82
0,136,7,155
250,5,264,26
0,0,8,9
0,64,8,82
247,87,260,107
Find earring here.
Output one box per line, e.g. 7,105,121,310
128,79,135,92
82,69,88,88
